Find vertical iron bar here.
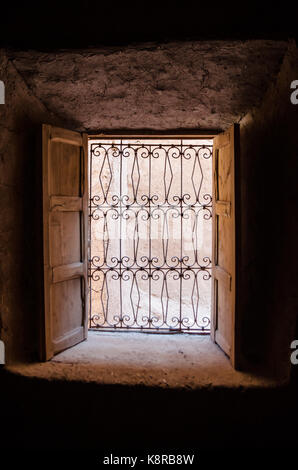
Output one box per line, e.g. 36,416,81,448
148,144,152,328
89,142,92,328
179,139,183,330
119,139,123,327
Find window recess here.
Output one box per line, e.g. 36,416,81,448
41,125,241,370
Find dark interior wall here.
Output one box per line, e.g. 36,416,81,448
1,369,298,453
1,1,298,47
0,4,297,456
239,42,298,380
0,40,297,378
0,50,62,362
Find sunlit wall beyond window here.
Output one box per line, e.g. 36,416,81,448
88,138,213,333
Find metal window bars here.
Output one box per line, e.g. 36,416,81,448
88,138,212,333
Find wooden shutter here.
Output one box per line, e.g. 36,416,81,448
42,125,88,360
211,123,240,368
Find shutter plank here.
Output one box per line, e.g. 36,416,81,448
52,262,84,283
215,200,231,217
212,265,232,290
50,126,83,146
50,196,83,212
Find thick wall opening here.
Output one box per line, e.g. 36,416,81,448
1,40,296,386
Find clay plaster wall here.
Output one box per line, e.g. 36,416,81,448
239,42,298,379
0,40,296,378
0,50,62,362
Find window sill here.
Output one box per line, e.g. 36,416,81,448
6,331,286,389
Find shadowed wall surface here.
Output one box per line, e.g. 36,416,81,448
0,41,297,382
1,2,298,47
8,41,287,131
0,366,298,454
239,43,298,378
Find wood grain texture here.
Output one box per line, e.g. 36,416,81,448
42,125,88,360
52,262,84,283
211,123,240,368
50,196,83,212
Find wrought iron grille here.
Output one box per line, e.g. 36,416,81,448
88,138,212,333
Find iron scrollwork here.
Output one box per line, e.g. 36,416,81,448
89,139,212,333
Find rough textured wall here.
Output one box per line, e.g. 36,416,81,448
0,50,62,362
239,42,298,380
0,39,295,372
9,40,287,132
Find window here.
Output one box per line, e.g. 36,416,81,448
88,137,213,333
41,125,240,369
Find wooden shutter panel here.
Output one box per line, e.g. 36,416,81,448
211,123,240,368
42,125,88,360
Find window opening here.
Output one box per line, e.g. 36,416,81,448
88,137,213,333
